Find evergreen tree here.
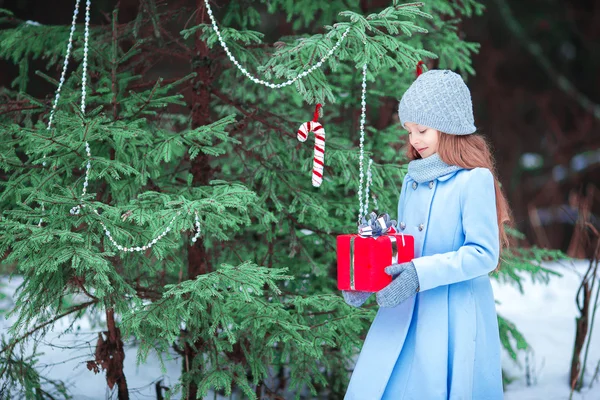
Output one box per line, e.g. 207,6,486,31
0,1,566,398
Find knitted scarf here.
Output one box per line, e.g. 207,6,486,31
407,153,462,183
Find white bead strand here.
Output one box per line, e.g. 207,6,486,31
191,211,202,243
39,0,201,254
357,63,368,225
69,0,92,216
371,191,379,212
80,0,91,115
97,209,180,252
364,158,373,217
37,203,45,227
44,0,82,157
39,0,82,225
203,0,350,89
92,208,202,252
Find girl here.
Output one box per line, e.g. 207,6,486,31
343,69,511,399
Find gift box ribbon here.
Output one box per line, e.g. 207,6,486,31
350,213,401,290
358,212,396,238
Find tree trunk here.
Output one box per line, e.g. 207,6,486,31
570,276,591,390
93,308,129,400
184,1,213,399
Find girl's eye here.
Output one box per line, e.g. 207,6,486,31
419,130,426,134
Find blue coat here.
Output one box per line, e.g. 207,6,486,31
345,167,503,400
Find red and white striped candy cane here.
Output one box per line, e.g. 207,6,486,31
297,104,326,187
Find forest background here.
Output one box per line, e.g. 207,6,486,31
0,0,599,399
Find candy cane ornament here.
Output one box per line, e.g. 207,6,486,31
297,104,326,187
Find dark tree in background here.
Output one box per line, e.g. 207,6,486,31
464,0,600,258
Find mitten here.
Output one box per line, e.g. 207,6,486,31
342,290,373,308
376,261,420,308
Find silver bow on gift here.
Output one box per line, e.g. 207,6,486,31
358,212,397,238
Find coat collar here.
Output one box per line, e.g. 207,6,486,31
405,168,462,183
437,169,462,181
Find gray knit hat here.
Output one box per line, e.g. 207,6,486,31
398,69,476,135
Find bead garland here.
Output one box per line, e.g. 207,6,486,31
357,63,370,225
191,212,202,242
203,0,350,89
69,0,91,216
43,0,82,167
39,0,82,226
357,64,380,220
371,193,379,212
40,0,202,253
363,158,373,217
44,0,360,249
95,208,202,253
80,0,90,115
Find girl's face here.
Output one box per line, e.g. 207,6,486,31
405,122,439,158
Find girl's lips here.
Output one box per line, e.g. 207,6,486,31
418,147,428,152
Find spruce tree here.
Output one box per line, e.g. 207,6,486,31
0,1,566,398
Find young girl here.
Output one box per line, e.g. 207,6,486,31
343,69,511,399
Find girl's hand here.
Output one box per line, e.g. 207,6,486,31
376,262,420,308
342,291,373,308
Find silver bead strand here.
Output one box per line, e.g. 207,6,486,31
39,0,82,225
94,210,202,252
44,0,82,165
70,0,91,216
95,209,193,252
80,0,91,115
364,158,373,217
203,0,349,88
60,0,201,253
191,211,201,243
81,1,92,198
37,203,45,227
372,193,379,212
38,0,202,253
357,63,368,225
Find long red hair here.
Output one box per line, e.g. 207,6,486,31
405,132,512,254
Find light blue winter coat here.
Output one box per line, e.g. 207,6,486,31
345,167,503,400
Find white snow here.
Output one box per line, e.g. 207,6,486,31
0,277,186,399
2,259,599,399
494,260,600,400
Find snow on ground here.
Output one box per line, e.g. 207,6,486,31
0,277,187,399
2,259,599,399
494,260,600,400
12,328,183,399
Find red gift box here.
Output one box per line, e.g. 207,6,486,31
337,233,414,292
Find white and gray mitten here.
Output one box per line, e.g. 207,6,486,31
376,261,420,308
342,290,373,308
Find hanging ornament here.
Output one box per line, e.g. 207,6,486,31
203,0,350,88
335,63,415,292
416,60,425,77
38,0,202,251
297,103,326,187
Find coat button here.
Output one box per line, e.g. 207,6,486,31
429,181,434,189
412,182,418,190
400,222,406,230
418,223,424,231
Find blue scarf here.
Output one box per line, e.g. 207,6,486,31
407,153,461,183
